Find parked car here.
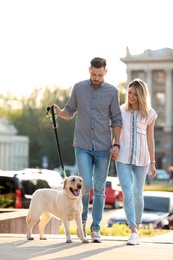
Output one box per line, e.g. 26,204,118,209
90,176,123,209
0,171,50,208
20,168,63,190
107,191,173,229
54,165,78,177
0,169,63,209
167,212,173,229
154,169,170,181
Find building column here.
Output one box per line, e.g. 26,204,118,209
0,142,3,169
126,69,132,87
165,69,172,132
146,69,152,98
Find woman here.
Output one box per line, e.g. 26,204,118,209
111,79,157,245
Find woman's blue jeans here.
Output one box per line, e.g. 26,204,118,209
116,162,148,228
75,147,110,231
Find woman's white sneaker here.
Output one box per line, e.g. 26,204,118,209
127,232,140,245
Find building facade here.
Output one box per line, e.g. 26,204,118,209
121,47,173,170
0,117,29,170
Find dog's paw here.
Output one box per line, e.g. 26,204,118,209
66,239,73,243
82,239,89,243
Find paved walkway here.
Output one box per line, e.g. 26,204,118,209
0,232,173,260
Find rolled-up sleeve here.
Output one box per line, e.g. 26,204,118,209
64,87,77,119
110,89,122,128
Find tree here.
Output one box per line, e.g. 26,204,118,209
0,86,75,169
0,82,127,170
117,82,126,105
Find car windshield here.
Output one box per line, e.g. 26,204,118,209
21,179,50,195
144,196,169,212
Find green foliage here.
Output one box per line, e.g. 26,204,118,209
144,180,173,192
59,223,168,237
0,83,126,169
117,82,126,105
144,185,173,192
0,195,13,208
0,85,75,169
101,224,130,236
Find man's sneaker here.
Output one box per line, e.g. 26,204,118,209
127,231,140,245
91,231,102,243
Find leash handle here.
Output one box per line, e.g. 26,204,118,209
51,106,67,178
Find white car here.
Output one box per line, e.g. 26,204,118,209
19,168,63,190
107,191,173,229
0,170,51,208
154,169,170,181
54,165,78,177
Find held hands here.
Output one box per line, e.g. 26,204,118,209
110,146,120,161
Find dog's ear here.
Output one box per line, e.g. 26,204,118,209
63,177,67,189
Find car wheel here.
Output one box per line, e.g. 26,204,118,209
162,225,170,230
113,198,120,209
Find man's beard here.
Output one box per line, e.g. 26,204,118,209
91,79,103,88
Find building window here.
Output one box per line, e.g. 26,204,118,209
154,71,165,85
132,71,145,81
154,92,165,127
156,92,165,106
152,70,166,128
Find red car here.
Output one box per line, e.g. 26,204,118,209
90,176,123,209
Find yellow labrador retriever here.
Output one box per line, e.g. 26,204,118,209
26,176,88,243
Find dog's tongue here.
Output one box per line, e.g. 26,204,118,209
73,190,80,196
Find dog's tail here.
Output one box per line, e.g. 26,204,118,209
26,212,31,225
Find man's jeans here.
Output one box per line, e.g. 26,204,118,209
116,162,148,228
75,147,110,231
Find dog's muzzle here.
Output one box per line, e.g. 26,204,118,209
70,184,82,196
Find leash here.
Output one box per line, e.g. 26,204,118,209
46,106,67,178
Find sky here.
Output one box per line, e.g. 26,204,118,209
0,0,173,98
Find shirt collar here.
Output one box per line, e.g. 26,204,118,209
130,109,139,114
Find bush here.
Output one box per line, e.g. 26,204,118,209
144,180,173,192
0,196,13,208
59,223,168,237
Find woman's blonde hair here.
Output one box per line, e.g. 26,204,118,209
124,78,151,117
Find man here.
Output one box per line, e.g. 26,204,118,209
53,57,122,242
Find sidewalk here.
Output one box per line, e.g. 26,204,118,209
0,232,173,260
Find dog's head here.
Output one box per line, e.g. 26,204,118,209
63,176,83,199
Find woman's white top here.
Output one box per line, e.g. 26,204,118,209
117,104,157,166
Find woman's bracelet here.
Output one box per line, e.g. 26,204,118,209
150,160,156,164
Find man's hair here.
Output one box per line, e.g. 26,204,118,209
90,57,107,69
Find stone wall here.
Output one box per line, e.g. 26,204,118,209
0,209,61,235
